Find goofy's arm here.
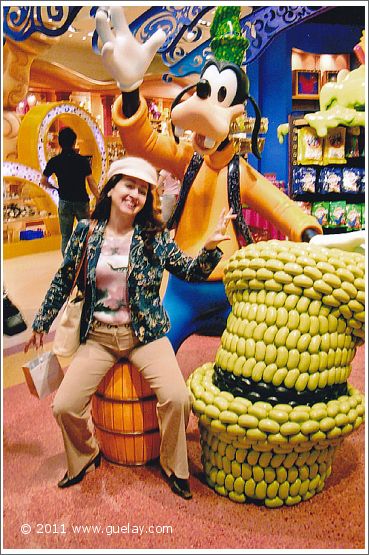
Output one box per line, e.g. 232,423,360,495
239,159,322,242
96,6,193,180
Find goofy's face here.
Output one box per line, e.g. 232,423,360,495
171,59,249,156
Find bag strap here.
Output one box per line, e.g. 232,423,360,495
71,221,97,292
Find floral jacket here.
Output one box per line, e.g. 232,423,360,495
33,219,222,344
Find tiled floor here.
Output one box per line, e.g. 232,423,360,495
3,249,64,387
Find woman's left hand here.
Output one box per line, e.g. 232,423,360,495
204,208,236,251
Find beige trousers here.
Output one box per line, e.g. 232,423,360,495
52,321,191,480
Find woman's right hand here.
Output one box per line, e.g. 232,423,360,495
24,331,44,353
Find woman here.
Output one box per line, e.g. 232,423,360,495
25,156,235,500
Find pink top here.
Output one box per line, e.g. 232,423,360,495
159,169,180,196
94,232,133,324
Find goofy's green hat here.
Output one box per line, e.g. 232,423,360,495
210,6,250,66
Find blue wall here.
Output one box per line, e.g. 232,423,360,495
247,22,364,183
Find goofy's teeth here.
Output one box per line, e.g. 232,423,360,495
204,137,216,148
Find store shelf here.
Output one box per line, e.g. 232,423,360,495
292,94,319,100
292,192,365,203
287,115,365,234
4,214,57,224
3,179,59,248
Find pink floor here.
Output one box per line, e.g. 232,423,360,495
3,335,366,550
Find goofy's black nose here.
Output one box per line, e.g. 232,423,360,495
196,79,211,99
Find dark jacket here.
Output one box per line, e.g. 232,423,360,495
33,219,222,344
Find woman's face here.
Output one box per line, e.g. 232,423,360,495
110,175,149,218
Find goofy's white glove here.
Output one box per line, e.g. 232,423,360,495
310,230,365,256
96,6,166,92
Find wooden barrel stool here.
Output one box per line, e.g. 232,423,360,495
91,359,160,465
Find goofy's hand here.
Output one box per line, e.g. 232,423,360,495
96,6,166,92
310,230,365,256
204,209,236,251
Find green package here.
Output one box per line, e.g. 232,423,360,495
346,204,361,230
329,201,346,227
312,201,329,227
360,204,365,229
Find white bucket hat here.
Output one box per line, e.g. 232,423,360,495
106,156,158,187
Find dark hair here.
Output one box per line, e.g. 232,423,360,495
58,127,77,149
91,174,165,256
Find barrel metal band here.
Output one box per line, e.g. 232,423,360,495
94,392,157,403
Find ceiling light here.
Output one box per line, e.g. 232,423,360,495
68,25,77,33
68,33,73,38
82,36,87,41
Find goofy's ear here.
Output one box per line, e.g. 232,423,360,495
246,94,262,160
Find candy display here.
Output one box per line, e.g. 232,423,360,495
317,167,342,194
297,127,323,165
292,167,316,194
310,201,365,230
312,202,329,227
360,204,365,229
328,201,346,228
322,127,346,165
341,167,363,194
345,127,361,158
188,240,365,507
359,170,365,193
346,204,362,231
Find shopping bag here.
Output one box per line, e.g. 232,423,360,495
53,290,84,357
22,351,64,399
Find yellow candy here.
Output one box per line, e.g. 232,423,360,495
284,368,300,388
287,309,300,330
275,326,289,346
259,418,280,434
272,367,288,386
253,323,268,341
298,351,311,372
265,306,277,326
286,329,301,350
314,279,333,295
293,274,313,288
245,478,256,497
264,325,278,345
280,422,301,436
276,307,289,327
304,265,322,280
266,480,280,499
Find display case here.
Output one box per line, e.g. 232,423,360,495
288,116,365,234
3,178,60,256
230,116,269,156
106,135,125,164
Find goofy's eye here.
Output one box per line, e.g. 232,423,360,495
218,86,227,102
201,65,238,107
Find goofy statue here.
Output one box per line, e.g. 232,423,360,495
96,6,323,352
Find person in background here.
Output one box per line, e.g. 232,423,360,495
157,168,180,224
40,127,100,256
25,156,235,500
